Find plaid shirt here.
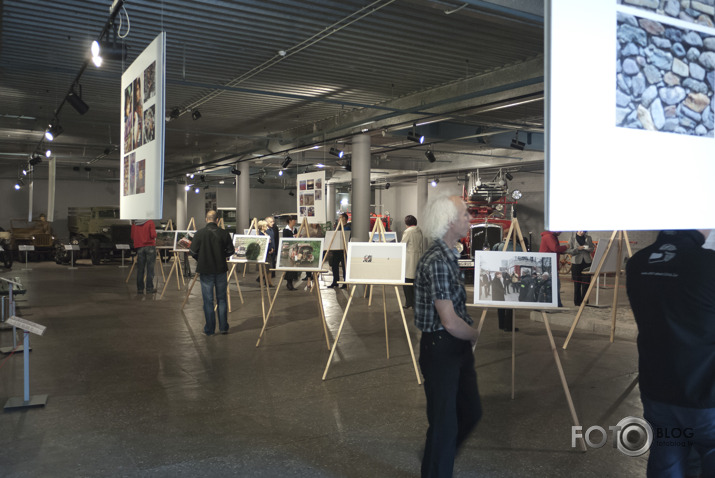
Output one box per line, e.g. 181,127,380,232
414,238,473,332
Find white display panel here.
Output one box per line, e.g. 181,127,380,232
296,171,326,224
120,33,166,220
547,1,715,231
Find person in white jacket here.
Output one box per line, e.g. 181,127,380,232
401,215,424,309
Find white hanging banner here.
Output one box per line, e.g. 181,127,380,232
120,32,166,220
296,171,326,224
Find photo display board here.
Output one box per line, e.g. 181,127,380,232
325,231,350,250
297,171,326,224
473,251,558,308
276,237,325,271
370,231,397,243
229,235,270,263
547,2,715,230
173,230,195,252
120,33,166,220
346,242,406,284
155,230,176,249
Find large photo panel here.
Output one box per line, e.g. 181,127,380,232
120,33,166,220
547,2,715,230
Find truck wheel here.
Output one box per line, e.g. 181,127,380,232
89,239,101,265
1,252,12,269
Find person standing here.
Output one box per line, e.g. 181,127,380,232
131,219,157,294
190,211,235,336
265,216,278,280
539,230,567,307
566,231,594,306
256,220,274,287
401,214,424,309
414,195,481,478
283,215,298,290
328,213,350,289
626,230,715,477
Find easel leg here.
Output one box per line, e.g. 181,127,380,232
256,272,285,347
610,231,625,343
158,253,167,282
474,309,488,348
382,285,389,359
258,263,266,324
182,273,199,309
542,311,587,452
160,260,178,299
177,254,185,286
233,267,244,304
174,254,181,290
323,285,358,380
227,267,233,313
393,287,421,385
314,273,331,350
125,256,137,283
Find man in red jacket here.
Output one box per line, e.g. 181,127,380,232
539,230,566,307
131,220,157,294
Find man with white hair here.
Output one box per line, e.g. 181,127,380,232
414,194,481,477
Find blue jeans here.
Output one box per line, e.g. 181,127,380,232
642,396,715,477
199,273,228,335
136,246,156,291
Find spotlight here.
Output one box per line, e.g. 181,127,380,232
257,177,266,184
230,166,241,175
14,183,21,190
431,178,439,187
194,187,200,194
90,39,127,67
66,86,89,115
316,163,325,168
22,167,27,176
425,149,436,163
191,110,202,120
281,156,292,169
45,121,63,141
45,149,51,158
329,147,344,158
170,108,181,120
505,172,514,181
385,182,391,190
15,177,25,189
184,185,191,191
189,173,195,179
278,170,283,176
29,153,43,166
510,131,525,150
200,175,205,182
407,132,424,144
232,178,236,186
219,180,225,185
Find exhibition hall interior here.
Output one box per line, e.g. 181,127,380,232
2,0,713,476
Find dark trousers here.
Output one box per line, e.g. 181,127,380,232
571,261,590,306
403,278,415,307
497,308,513,330
135,246,156,292
330,251,345,285
419,330,482,478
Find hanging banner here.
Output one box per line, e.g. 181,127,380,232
546,2,715,230
296,171,326,224
120,32,166,220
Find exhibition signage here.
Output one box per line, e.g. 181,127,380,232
120,32,166,220
296,171,326,224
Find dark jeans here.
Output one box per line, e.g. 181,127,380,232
497,308,513,330
419,330,482,478
571,261,590,306
136,246,156,291
642,396,715,477
330,251,345,285
199,272,229,335
403,278,415,307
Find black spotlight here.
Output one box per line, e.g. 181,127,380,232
200,175,206,182
385,182,391,190
425,150,436,163
170,108,181,120
257,177,266,184
344,159,351,172
281,156,292,169
505,172,514,181
45,121,63,141
66,85,89,115
510,131,525,150
407,132,424,144
191,110,202,120
329,147,344,158
231,165,241,175
29,153,43,166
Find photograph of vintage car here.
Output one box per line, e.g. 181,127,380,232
276,238,324,271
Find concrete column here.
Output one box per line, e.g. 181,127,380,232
236,162,250,230
351,133,370,242
417,175,428,249
326,183,336,224
176,183,187,229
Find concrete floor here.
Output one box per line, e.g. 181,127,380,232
0,261,647,477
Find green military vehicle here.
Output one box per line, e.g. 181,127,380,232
67,207,131,265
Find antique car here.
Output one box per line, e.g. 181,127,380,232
68,207,131,265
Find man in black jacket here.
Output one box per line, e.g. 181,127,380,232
190,211,235,335
283,215,298,290
626,230,715,476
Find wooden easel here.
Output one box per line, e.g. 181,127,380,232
320,220,349,287
365,218,389,304
562,231,632,350
125,219,169,285
256,221,332,350
322,281,421,384
160,217,195,298
241,218,258,277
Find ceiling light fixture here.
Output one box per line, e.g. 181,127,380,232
385,182,391,190
45,149,52,158
510,131,525,150
407,124,424,144
281,156,292,169
431,178,439,187
230,165,241,175
191,110,202,120
257,177,266,184
184,185,191,191
29,153,43,166
66,85,89,115
425,147,436,163
278,170,283,176
329,147,344,158
505,172,514,181
45,120,63,141
194,187,200,194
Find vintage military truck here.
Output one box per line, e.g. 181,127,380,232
67,207,131,265
9,218,55,261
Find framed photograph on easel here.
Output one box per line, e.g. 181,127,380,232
346,242,406,284
276,237,325,271
229,235,269,263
